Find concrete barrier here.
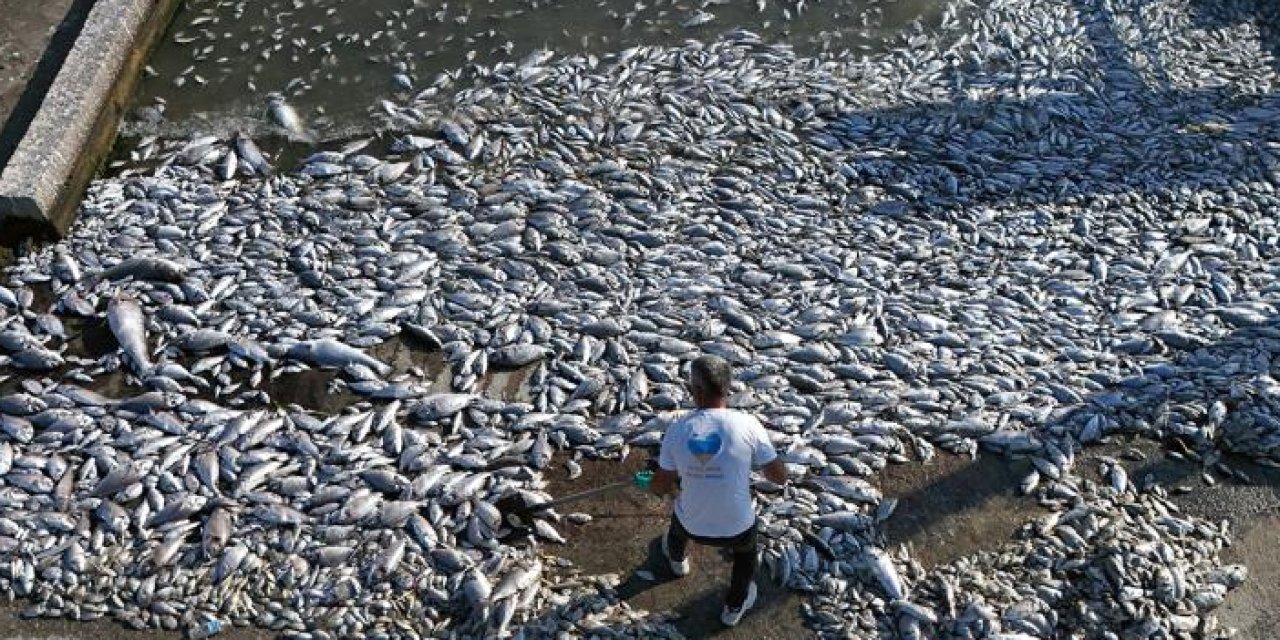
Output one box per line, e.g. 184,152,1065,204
0,0,180,241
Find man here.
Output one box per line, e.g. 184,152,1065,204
646,354,789,627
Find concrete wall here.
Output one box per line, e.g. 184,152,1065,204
0,0,180,243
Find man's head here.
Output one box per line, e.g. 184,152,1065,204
688,354,733,408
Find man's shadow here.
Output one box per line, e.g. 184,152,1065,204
614,535,796,636
613,536,682,600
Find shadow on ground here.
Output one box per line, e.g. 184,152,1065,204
811,0,1280,213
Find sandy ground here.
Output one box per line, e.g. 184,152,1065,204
535,435,1280,639
544,453,807,639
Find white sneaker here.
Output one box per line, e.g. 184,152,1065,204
661,533,690,577
720,582,758,627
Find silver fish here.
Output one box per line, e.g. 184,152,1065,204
107,295,152,376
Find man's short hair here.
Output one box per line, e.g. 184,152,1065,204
689,354,733,398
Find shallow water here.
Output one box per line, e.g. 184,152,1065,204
123,0,942,143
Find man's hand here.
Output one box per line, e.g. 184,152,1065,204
762,459,789,485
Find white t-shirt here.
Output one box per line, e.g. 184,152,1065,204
659,408,778,537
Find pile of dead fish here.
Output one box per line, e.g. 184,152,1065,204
778,452,1245,638
2,0,1279,636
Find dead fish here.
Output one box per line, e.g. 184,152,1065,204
213,544,250,583
489,344,548,368
287,339,390,376
107,294,153,376
91,461,144,497
681,10,715,27
203,508,232,557
864,548,905,600
267,93,312,141
9,348,64,371
233,132,272,176
98,257,187,283
492,560,542,600
814,511,874,532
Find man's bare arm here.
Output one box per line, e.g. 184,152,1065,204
762,459,789,485
650,468,679,496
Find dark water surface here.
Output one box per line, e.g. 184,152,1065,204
122,0,942,144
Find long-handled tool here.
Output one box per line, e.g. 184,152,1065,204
496,469,655,528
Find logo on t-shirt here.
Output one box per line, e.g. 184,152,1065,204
686,431,723,464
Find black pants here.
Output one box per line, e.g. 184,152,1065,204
666,514,758,608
